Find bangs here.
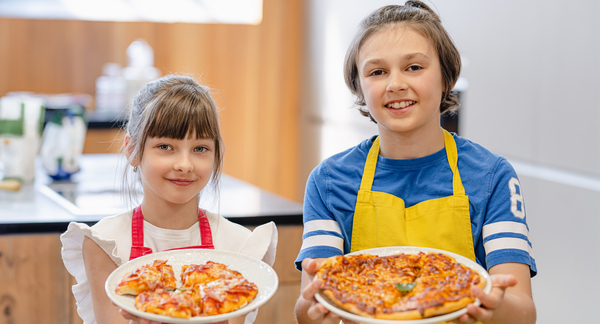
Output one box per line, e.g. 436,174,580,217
144,85,220,140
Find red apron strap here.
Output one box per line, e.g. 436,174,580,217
198,209,215,249
129,206,153,260
130,207,215,260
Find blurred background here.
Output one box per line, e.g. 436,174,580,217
0,0,598,323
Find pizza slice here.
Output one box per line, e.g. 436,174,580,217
193,278,258,316
135,288,200,318
116,260,177,295
180,261,243,289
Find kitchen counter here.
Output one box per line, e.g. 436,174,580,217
0,154,304,234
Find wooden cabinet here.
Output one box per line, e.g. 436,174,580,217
0,234,77,324
0,225,303,324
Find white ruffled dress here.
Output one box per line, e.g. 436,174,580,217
60,209,278,324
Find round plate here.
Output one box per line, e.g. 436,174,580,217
105,249,279,323
315,246,492,324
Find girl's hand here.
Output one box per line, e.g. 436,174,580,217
118,305,229,324
118,308,161,324
453,274,517,324
300,258,359,324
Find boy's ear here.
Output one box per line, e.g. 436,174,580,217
124,135,140,167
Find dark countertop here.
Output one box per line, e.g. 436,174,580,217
0,154,303,234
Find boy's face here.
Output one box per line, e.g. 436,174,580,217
357,25,444,139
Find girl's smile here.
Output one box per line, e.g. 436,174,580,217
167,178,195,186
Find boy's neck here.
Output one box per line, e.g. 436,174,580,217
377,126,445,160
140,197,200,230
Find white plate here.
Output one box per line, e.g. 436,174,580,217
315,246,492,324
105,249,279,323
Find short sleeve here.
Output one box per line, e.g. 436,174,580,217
482,158,537,276
295,164,345,271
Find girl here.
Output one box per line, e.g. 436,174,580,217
294,2,536,324
61,75,277,324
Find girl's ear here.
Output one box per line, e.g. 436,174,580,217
124,134,140,167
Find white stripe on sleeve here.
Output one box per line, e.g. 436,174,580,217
303,220,342,235
482,221,529,240
300,235,344,252
484,237,534,258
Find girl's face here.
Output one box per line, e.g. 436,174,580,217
357,25,444,138
136,133,215,206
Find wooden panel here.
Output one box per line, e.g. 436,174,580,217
248,225,303,324
0,0,304,202
0,234,73,324
82,129,123,154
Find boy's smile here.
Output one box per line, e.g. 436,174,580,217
357,24,444,140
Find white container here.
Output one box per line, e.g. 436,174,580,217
0,94,45,183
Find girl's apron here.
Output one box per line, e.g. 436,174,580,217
346,130,476,324
127,207,215,324
129,205,214,260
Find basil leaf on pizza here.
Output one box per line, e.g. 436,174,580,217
395,282,416,291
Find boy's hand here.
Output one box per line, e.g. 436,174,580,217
299,258,359,324
453,274,517,324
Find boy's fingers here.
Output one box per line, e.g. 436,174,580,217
301,258,318,275
466,303,492,322
302,278,323,300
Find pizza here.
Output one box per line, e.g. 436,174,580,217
316,252,486,320
115,260,258,319
135,288,200,318
181,261,244,288
115,260,177,295
194,278,259,315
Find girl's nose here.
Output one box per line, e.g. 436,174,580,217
174,154,193,172
386,72,407,92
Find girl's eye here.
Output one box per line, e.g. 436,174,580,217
194,146,208,153
407,65,423,72
369,70,384,77
158,144,172,150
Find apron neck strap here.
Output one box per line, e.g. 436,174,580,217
359,137,381,192
360,130,465,196
443,129,465,196
131,206,145,247
129,206,215,260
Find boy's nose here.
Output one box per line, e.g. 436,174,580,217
386,72,407,92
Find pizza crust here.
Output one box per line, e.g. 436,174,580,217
317,252,487,321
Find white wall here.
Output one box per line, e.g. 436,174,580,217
301,1,600,322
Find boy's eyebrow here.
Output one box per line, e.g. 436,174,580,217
361,52,432,71
403,52,431,62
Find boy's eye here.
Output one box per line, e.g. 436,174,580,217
407,65,422,72
369,70,384,77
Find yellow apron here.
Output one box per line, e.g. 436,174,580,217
345,130,476,324
350,129,476,261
